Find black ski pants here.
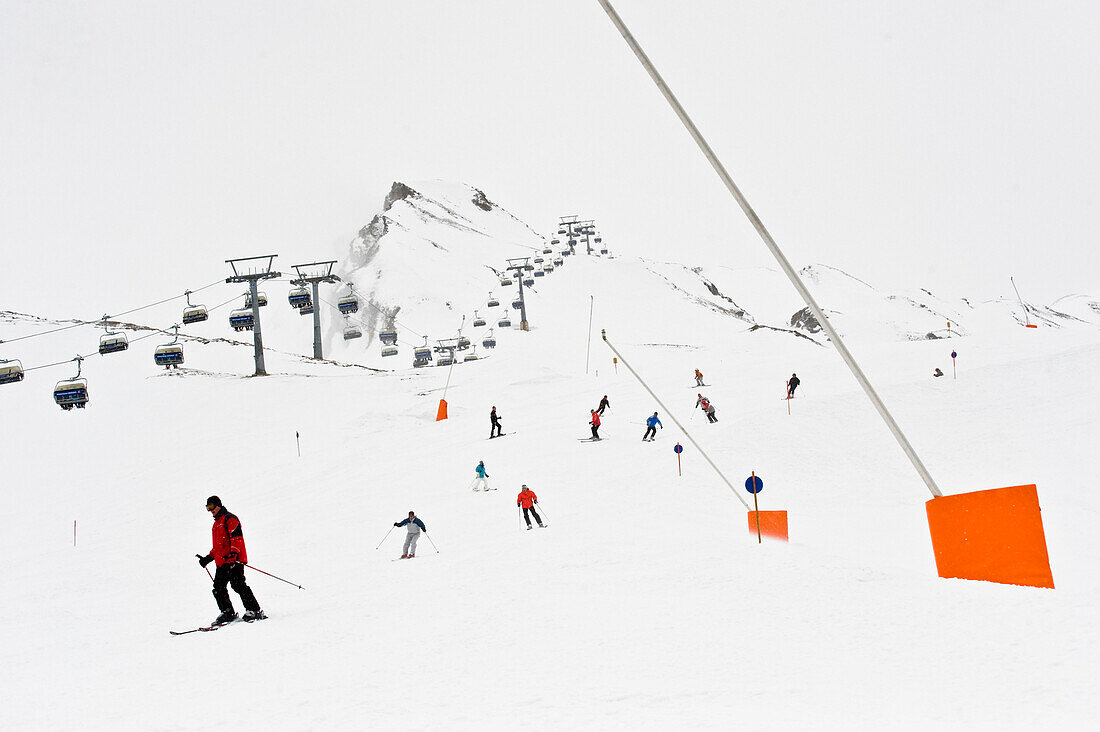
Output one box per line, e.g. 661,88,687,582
490,420,502,437
212,562,261,614
522,506,543,527
590,424,600,439
643,426,657,440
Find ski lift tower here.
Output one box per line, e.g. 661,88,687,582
505,257,533,331
558,215,596,255
225,254,281,376
291,260,340,360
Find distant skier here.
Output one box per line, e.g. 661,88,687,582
589,409,601,440
196,496,265,626
597,395,610,415
695,393,708,409
643,412,663,441
695,369,704,387
394,511,427,559
490,406,503,438
517,484,546,530
787,373,800,398
933,367,944,378
473,460,492,491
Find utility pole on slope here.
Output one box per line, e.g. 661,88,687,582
226,254,281,376
291,260,339,360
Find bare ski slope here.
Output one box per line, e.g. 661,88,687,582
2,253,1099,730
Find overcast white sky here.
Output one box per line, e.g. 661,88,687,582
3,1,1098,317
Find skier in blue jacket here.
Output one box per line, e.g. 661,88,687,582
394,512,427,559
643,412,663,441
472,460,493,491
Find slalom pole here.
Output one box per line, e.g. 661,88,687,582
245,564,305,590
375,526,396,550
786,383,791,416
424,532,440,553
296,431,301,457
751,471,762,544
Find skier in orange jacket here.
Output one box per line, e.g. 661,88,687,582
517,485,546,530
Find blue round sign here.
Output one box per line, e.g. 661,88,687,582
951,351,957,359
674,443,683,454
745,475,763,494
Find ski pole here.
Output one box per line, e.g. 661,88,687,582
195,554,214,581
517,505,522,530
424,532,440,553
533,503,549,521
245,564,305,590
375,526,396,550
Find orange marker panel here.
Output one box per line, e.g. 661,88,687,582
435,399,448,421
925,484,1053,589
747,510,788,541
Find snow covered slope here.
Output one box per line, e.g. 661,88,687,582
2,183,1099,730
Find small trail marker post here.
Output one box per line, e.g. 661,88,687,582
745,473,764,543
296,431,301,457
786,382,791,415
674,443,683,476
951,351,957,381
74,520,76,548
613,357,618,375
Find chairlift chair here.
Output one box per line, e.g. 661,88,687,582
229,309,255,331
154,344,184,368
553,257,564,266
501,277,513,286
523,278,535,287
568,239,577,247
380,328,398,345
437,352,456,367
473,311,487,328
487,292,500,308
299,303,315,315
182,290,210,324
561,250,572,257
551,238,560,246
601,248,608,255
245,292,268,308
534,257,544,264
98,333,129,355
288,287,311,308
413,337,433,363
512,298,523,310
0,359,25,385
544,264,554,272
457,336,471,350
533,270,545,277
382,346,399,357
53,357,88,410
338,296,359,315
464,346,479,362
557,228,567,234
498,316,511,328
343,325,363,340
524,264,534,272
595,236,602,244
482,330,496,349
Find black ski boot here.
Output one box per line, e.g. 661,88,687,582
212,609,238,626
242,609,267,622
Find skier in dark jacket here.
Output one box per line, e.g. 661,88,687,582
643,412,663,441
196,496,264,626
787,373,800,398
597,395,610,415
490,406,503,438
394,511,427,559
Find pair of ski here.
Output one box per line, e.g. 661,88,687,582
578,437,607,442
170,616,267,636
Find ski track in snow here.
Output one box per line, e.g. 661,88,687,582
2,222,1100,728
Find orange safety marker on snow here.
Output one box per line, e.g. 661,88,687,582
925,484,1053,589
1026,324,1038,328
745,510,789,541
435,398,448,421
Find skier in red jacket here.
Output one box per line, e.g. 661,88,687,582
517,485,546,530
589,409,601,440
196,496,265,626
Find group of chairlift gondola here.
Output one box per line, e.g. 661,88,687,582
7,229,609,405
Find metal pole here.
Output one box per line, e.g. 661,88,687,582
374,526,395,550
596,0,943,498
518,273,529,331
585,295,594,374
249,280,267,376
245,563,305,590
311,281,323,359
602,330,751,510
